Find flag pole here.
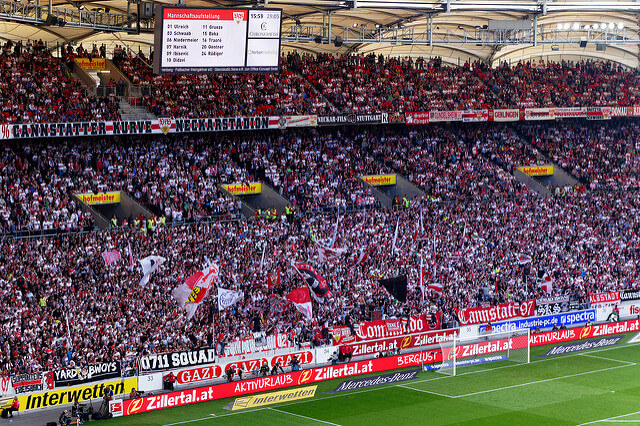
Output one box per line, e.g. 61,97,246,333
259,243,266,273
391,217,399,254
65,313,72,349
330,213,340,247
420,248,424,302
212,303,217,358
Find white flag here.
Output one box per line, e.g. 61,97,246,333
316,242,347,263
218,287,244,310
139,255,166,286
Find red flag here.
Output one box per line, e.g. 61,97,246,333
172,264,219,319
101,250,121,266
267,270,281,289
286,287,313,319
539,273,553,294
428,283,443,294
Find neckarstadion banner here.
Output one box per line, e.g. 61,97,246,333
0,116,280,140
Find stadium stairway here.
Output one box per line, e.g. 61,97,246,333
362,175,424,208
220,181,292,219
118,98,156,121
76,191,155,230
293,71,341,112
509,125,582,190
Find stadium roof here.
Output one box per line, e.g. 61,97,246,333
2,0,640,67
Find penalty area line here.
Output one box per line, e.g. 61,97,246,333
454,363,633,399
577,409,640,425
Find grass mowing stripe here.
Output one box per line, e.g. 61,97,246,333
577,409,640,425
453,363,635,399
395,384,455,398
579,353,635,365
269,407,342,425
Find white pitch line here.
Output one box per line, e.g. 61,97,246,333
163,408,267,425
576,409,640,425
579,353,635,365
454,363,634,399
396,384,455,398
163,342,640,426
269,407,342,425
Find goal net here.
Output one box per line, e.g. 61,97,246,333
431,328,530,376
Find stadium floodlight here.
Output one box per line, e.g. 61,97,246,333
556,23,562,30
572,22,580,30
431,329,530,376
608,22,614,30
617,22,624,30
563,23,570,30
600,23,607,30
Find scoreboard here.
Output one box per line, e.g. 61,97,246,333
153,7,282,74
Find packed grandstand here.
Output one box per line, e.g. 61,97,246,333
2,5,640,421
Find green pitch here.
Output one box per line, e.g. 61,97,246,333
108,335,640,425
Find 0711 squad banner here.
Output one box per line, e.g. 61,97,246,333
139,348,217,372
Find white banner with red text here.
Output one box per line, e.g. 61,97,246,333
456,300,535,326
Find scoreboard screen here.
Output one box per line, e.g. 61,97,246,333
153,7,282,74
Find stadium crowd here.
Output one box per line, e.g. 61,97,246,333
516,120,640,190
2,41,640,123
0,40,120,124
1,118,639,376
2,40,640,379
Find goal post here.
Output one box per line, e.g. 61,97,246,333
431,328,530,376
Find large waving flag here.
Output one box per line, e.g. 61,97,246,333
218,287,244,310
139,255,166,286
286,287,313,320
173,264,219,319
293,263,332,302
316,243,347,263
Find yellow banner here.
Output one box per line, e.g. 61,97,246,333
20,378,136,411
221,182,262,195
360,174,397,186
228,385,317,411
76,192,121,205
517,165,554,176
74,58,106,70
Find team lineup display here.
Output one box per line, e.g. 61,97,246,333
153,7,282,74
